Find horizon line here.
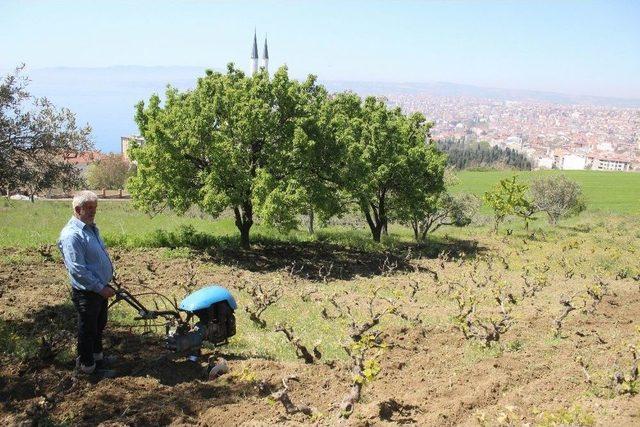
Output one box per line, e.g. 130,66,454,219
9,64,640,104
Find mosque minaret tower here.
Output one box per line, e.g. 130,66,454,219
250,30,259,75
262,36,269,73
250,30,269,75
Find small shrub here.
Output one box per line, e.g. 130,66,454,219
616,267,632,280
484,176,532,233
161,247,192,259
233,366,258,383
506,339,524,352
144,225,218,249
531,175,586,225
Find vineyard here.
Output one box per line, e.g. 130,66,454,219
1,190,640,425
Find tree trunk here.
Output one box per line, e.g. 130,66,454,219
307,209,314,235
363,204,383,243
411,220,419,242
239,224,251,249
420,227,429,242
371,225,382,243
378,191,387,241
382,219,388,237
234,202,254,249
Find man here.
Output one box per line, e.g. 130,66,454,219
58,190,117,377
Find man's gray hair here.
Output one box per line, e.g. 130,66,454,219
73,191,98,210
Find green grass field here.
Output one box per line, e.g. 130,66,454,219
0,170,638,249
453,170,640,214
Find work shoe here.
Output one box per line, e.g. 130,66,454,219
94,354,118,370
94,368,117,379
76,357,118,379
75,366,118,380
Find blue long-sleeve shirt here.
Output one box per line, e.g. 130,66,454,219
58,217,113,293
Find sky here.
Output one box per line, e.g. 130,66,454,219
2,0,639,99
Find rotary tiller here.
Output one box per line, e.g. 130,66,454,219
110,285,237,355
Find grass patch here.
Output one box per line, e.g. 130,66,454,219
0,319,40,361
0,199,414,251
0,251,40,266
535,405,595,427
226,286,349,362
505,339,524,352
2,170,638,250
463,341,503,364
160,247,194,260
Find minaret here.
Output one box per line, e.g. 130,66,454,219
262,36,269,74
250,30,259,75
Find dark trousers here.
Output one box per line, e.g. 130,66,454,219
71,288,108,367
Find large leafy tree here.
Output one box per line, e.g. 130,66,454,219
0,65,92,198
252,78,348,233
129,64,330,248
335,95,446,242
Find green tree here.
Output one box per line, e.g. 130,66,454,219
333,95,446,242
395,170,478,242
129,64,328,248
252,81,348,234
0,65,92,199
530,175,585,225
86,153,132,190
399,192,480,242
484,175,531,233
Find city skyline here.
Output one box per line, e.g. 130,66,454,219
2,0,639,99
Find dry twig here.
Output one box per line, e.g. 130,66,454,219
274,323,321,364
554,294,579,338
237,278,282,328
270,375,313,416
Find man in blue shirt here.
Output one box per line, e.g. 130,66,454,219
58,191,116,377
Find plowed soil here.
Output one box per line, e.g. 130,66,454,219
1,235,639,426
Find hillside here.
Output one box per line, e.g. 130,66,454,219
1,171,639,425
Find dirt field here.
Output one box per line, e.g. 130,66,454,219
1,220,640,426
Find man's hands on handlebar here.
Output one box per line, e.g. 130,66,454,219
99,285,116,299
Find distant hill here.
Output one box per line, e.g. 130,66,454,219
323,80,640,108
13,66,640,153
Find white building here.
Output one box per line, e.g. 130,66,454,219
536,156,554,169
560,154,587,170
588,154,631,171
121,135,144,162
